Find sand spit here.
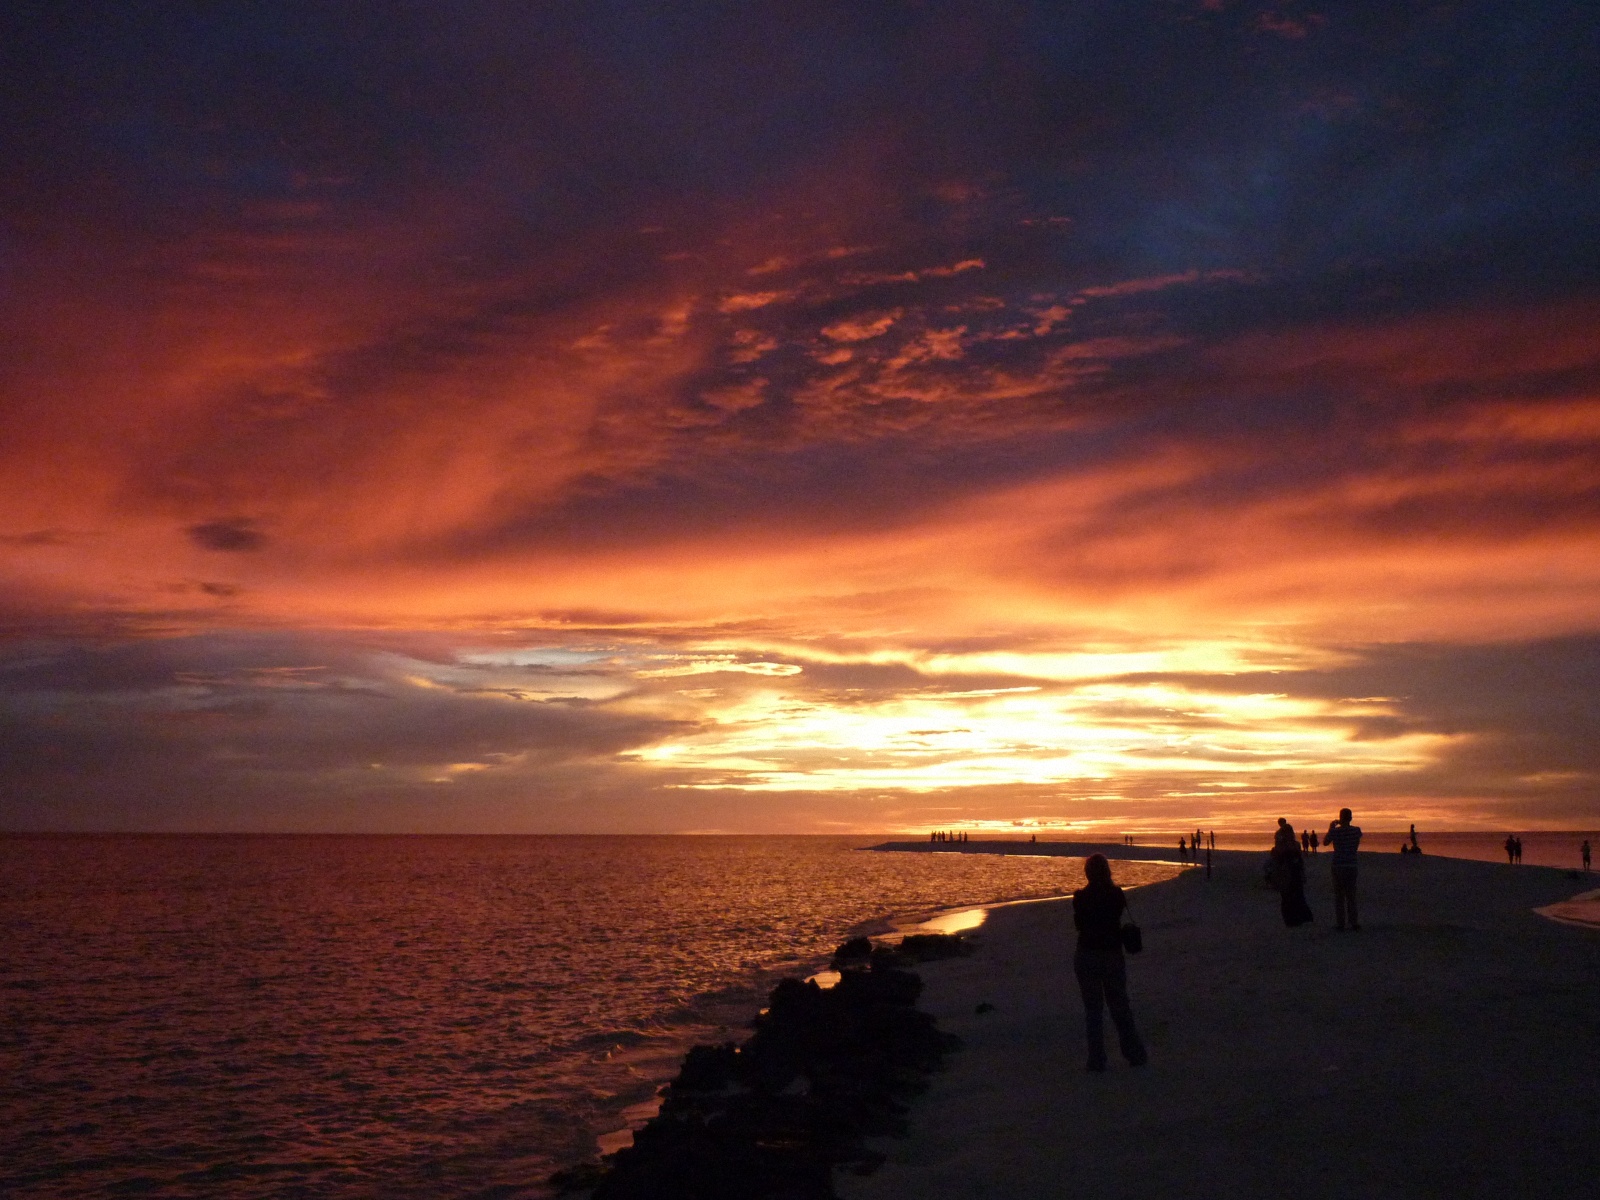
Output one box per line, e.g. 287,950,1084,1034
841,848,1600,1200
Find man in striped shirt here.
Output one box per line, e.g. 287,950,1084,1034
1324,808,1363,931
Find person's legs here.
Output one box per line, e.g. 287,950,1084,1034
1099,952,1147,1065
1074,950,1108,1069
1332,864,1359,930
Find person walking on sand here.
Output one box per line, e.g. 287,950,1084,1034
1505,834,1516,864
1325,808,1363,931
1071,853,1147,1072
1583,839,1592,872
1178,835,1187,861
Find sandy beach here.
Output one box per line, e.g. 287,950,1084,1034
840,844,1600,1200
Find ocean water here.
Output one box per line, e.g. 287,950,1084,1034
0,835,1177,1199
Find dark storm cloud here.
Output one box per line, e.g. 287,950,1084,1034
7,2,1593,287
187,518,267,552
0,633,690,828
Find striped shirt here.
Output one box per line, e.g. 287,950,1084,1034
1326,823,1362,865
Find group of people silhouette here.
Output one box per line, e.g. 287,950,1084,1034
929,830,967,844
1078,816,1595,1076
1501,834,1593,868
1269,809,1364,931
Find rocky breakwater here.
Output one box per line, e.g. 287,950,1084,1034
554,934,969,1199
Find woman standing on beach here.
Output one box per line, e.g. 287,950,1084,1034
1272,819,1314,927
1072,854,1148,1072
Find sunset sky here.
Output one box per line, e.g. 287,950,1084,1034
3,1,1597,833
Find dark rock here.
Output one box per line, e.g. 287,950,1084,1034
669,1042,742,1094
549,1159,609,1192
585,945,961,1199
829,936,873,970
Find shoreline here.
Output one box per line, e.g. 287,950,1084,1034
839,850,1600,1199
582,856,1172,1169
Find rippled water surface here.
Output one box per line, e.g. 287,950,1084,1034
1,835,1177,1198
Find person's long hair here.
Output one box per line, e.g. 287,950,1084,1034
1084,852,1113,887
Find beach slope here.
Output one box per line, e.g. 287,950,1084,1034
840,850,1600,1200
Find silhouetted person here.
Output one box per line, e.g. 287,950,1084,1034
1272,818,1314,926
1072,853,1147,1071
1505,834,1515,864
1409,823,1420,852
1309,829,1318,854
1515,836,1523,864
1583,840,1591,872
1325,808,1362,931
1178,835,1188,861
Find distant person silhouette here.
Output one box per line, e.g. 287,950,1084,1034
1178,835,1187,861
1505,835,1516,864
1272,819,1314,926
1582,840,1591,871
1309,829,1318,854
1071,853,1147,1071
1325,808,1363,931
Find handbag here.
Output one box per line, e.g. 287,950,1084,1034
1120,897,1143,954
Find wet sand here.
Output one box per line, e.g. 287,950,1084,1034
840,847,1600,1200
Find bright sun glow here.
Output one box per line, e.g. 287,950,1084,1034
619,660,1456,796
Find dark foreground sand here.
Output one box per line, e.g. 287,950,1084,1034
840,846,1600,1200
